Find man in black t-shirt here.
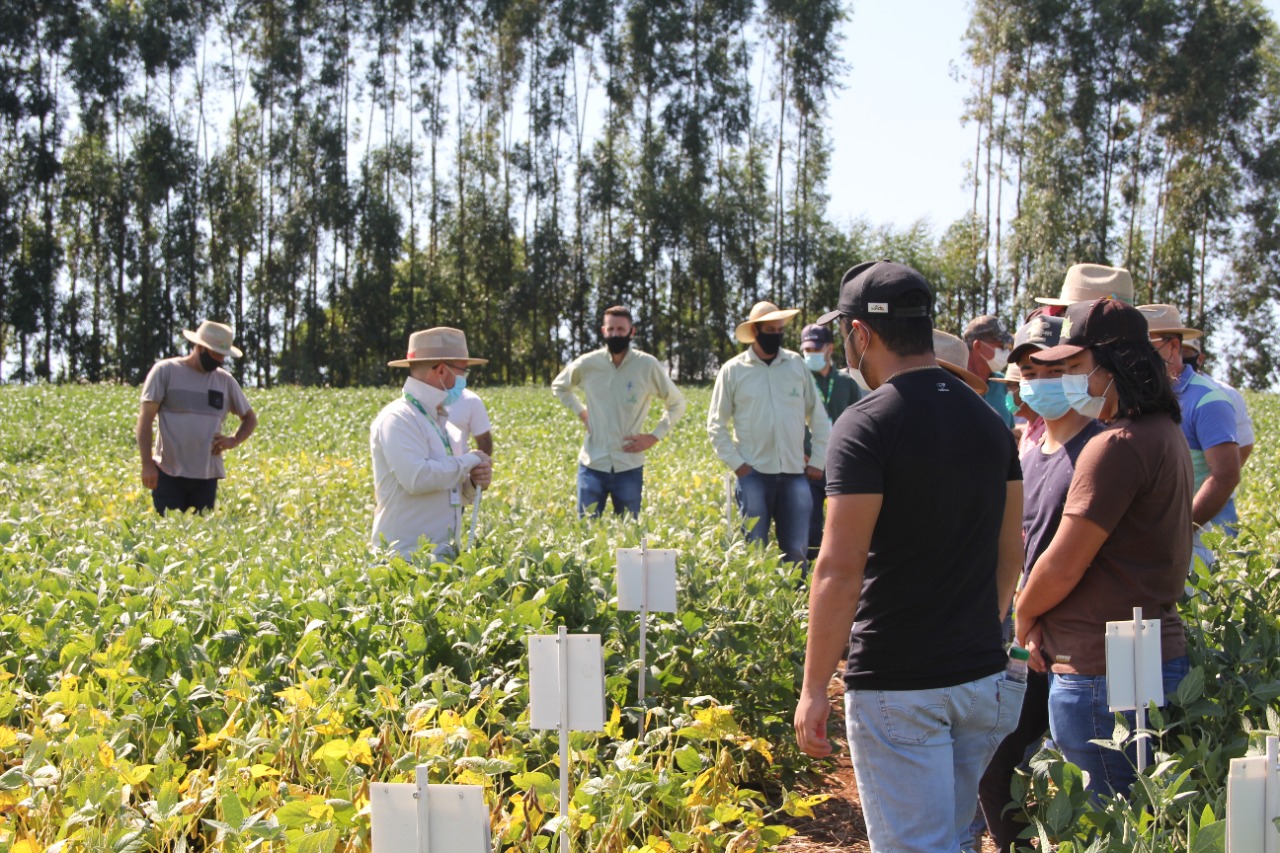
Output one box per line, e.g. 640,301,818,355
794,261,1025,853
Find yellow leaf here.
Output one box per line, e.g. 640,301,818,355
275,686,315,711
192,715,239,751
348,737,373,766
577,814,597,830
13,840,43,853
250,764,281,778
0,727,18,750
119,764,156,787
375,685,400,711
98,741,115,768
604,704,623,740
312,739,351,763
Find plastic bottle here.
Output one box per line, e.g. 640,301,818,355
1006,645,1030,683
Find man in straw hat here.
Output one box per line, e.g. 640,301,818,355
136,320,258,515
1034,263,1135,315
1140,303,1240,569
552,305,686,517
708,300,831,567
371,327,494,558
794,261,1024,853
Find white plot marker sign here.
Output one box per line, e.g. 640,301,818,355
528,628,606,853
616,539,678,735
370,768,490,853
1105,607,1164,773
1227,736,1280,853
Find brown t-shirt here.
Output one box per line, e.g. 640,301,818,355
1038,413,1193,675
141,357,251,480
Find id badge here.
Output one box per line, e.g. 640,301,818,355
449,487,461,506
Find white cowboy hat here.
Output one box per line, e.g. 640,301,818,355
182,321,243,358
387,327,488,368
1138,303,1203,340
1035,264,1135,306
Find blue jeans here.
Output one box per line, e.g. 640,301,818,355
807,475,827,564
577,464,643,517
735,471,811,566
845,672,1026,853
1048,655,1189,797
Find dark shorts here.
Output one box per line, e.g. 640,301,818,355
152,469,219,515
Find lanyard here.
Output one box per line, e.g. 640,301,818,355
817,373,833,407
403,392,454,456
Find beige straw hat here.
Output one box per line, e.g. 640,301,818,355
182,321,243,358
387,327,488,368
735,301,800,344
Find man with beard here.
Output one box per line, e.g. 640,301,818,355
552,305,686,517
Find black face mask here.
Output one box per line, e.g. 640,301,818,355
605,335,632,355
755,331,783,356
198,349,222,373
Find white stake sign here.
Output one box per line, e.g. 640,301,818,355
1105,607,1164,773
370,769,490,853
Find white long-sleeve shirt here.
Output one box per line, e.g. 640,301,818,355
707,347,831,474
370,376,482,557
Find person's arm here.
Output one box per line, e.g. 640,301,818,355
1014,513,1109,644
707,366,748,474
551,361,586,425
624,369,686,454
136,400,161,489
475,431,493,456
805,368,832,475
212,409,257,455
378,412,486,495
794,493,882,758
997,480,1023,620
1193,442,1241,525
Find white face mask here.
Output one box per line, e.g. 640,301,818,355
844,324,872,392
1061,367,1113,419
986,347,1010,373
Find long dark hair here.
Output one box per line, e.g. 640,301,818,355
1091,341,1181,423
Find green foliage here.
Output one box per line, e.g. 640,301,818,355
0,384,816,851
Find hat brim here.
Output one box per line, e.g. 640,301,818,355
814,308,842,326
387,356,489,368
1009,342,1048,364
1033,296,1075,306
735,308,800,343
1030,343,1087,363
1148,327,1203,340
935,359,988,395
183,329,243,358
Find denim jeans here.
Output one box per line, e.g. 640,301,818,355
735,471,811,567
577,464,643,517
845,672,1026,853
1048,655,1189,797
807,474,827,564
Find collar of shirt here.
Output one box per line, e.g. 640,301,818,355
743,346,793,366
598,345,634,368
1172,363,1194,394
403,375,448,413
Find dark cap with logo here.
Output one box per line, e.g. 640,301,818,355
1030,297,1150,362
815,261,934,325
800,324,833,345
1009,315,1064,363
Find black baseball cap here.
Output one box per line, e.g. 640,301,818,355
1031,297,1150,362
800,324,833,345
815,261,934,325
1009,315,1064,363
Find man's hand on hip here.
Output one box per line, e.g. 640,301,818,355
622,433,657,453
805,465,823,481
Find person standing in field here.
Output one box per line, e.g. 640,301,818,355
799,323,860,563
136,320,258,515
1016,297,1192,798
963,314,1016,428
447,387,494,456
1140,304,1240,570
1181,337,1254,467
708,301,831,568
551,305,686,517
371,327,494,558
794,261,1024,853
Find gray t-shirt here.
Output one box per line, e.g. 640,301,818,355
141,357,251,480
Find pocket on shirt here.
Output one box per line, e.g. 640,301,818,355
208,390,225,410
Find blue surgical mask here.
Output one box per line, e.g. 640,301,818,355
1061,368,1112,419
444,374,466,406
1018,377,1073,421
804,352,827,372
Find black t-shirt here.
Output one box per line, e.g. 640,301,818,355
1020,421,1104,580
826,366,1022,690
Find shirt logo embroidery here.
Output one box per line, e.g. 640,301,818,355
1061,316,1074,338
936,383,949,392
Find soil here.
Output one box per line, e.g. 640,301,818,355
776,676,999,853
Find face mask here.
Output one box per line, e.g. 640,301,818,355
198,349,221,373
1004,389,1020,417
1019,377,1073,420
843,325,872,392
1062,368,1113,419
755,331,783,356
987,347,1010,373
444,374,466,406
803,352,827,372
605,335,631,355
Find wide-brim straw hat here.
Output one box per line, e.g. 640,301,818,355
933,330,988,395
1035,263,1135,306
183,320,243,358
388,327,488,368
987,362,1022,385
1138,303,1203,340
735,301,800,344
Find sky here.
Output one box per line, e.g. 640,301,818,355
828,0,1280,232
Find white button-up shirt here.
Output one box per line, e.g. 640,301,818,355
371,376,482,557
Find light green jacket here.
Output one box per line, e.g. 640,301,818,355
707,347,832,474
552,347,686,472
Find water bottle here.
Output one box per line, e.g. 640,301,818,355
1006,645,1030,683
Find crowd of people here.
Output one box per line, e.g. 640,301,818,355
135,259,1251,853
